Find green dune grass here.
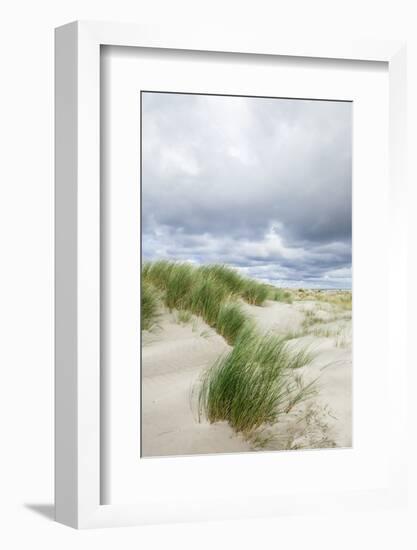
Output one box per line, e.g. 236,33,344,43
142,260,317,437
216,301,251,344
269,287,293,304
197,325,316,434
141,260,284,343
141,280,159,330
142,261,290,310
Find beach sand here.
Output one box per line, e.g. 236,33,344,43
142,298,352,457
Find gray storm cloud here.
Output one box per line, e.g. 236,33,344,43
141,92,352,289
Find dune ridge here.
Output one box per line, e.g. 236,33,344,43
142,285,352,457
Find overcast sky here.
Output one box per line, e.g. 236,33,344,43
141,92,352,289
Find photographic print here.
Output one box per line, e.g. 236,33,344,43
141,91,352,457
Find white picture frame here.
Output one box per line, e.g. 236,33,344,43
55,21,407,529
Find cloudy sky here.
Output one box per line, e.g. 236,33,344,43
141,92,352,289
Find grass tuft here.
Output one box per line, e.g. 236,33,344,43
216,302,251,344
270,288,293,303
141,281,159,330
241,280,269,305
198,326,315,433
176,310,193,324
200,264,246,295
141,261,292,337
187,272,229,326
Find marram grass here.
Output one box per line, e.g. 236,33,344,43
197,325,316,433
141,261,290,342
141,281,159,330
216,301,251,344
270,287,293,304
200,264,246,295
241,279,270,305
188,272,230,326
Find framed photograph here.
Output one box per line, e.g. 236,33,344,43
138,89,355,460
55,21,407,528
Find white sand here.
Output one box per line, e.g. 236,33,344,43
242,300,352,449
142,313,251,457
142,300,352,457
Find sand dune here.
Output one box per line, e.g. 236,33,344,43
142,313,251,457
142,299,352,457
242,300,352,449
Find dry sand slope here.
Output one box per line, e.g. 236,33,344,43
142,299,352,457
141,313,251,457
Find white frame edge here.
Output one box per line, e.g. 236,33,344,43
55,20,407,529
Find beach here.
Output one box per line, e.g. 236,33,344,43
142,293,352,457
